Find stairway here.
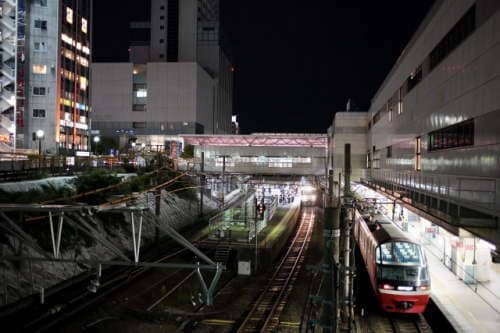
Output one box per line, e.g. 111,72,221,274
214,242,231,265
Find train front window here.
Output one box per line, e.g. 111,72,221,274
376,241,429,287
377,265,427,282
376,242,423,265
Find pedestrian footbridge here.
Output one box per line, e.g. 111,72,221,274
181,133,327,176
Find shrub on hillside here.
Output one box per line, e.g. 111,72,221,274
72,169,121,204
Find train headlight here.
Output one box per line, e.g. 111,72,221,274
380,283,395,290
419,285,429,291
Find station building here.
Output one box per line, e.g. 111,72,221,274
330,0,500,249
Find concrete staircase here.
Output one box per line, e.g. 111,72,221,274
214,242,232,265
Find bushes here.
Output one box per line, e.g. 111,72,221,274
0,184,73,204
72,169,122,204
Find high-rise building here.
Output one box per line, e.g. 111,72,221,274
0,0,91,155
92,0,233,144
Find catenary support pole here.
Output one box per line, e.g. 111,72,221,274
344,144,351,196
221,155,226,207
200,151,205,216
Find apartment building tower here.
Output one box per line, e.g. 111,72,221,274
0,0,92,155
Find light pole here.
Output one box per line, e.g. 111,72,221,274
92,136,100,167
36,129,44,169
131,142,136,163
93,136,100,154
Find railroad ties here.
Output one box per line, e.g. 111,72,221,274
366,314,433,333
236,208,315,333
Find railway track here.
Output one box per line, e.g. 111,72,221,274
236,207,315,333
17,245,190,332
366,313,432,333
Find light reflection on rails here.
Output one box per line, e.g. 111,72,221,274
236,207,315,333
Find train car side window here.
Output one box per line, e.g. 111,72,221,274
376,246,382,264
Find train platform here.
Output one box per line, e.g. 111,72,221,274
353,183,500,333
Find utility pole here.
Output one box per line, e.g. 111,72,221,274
321,169,340,333
199,152,205,216
221,155,226,208
344,143,351,197
254,196,259,274
340,143,355,331
154,190,161,244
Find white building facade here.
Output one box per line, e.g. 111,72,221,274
365,0,500,247
92,0,233,141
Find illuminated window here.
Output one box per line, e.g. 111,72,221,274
415,137,421,171
81,18,88,33
32,64,47,74
136,89,147,98
387,102,392,122
397,88,403,114
66,7,73,24
76,56,89,67
63,49,75,60
80,76,88,91
61,33,73,45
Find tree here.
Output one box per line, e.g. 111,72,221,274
94,136,119,155
181,144,194,159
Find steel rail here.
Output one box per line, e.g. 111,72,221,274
236,208,314,333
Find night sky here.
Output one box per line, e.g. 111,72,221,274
93,0,435,134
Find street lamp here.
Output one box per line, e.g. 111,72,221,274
93,136,100,155
36,130,44,169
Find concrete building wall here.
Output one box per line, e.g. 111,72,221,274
365,0,500,246
331,112,368,181
149,0,168,62
91,62,133,125
178,0,197,61
216,50,233,134
24,1,60,152
196,66,216,134
91,62,215,135
148,62,197,123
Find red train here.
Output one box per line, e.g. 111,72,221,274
353,211,430,313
